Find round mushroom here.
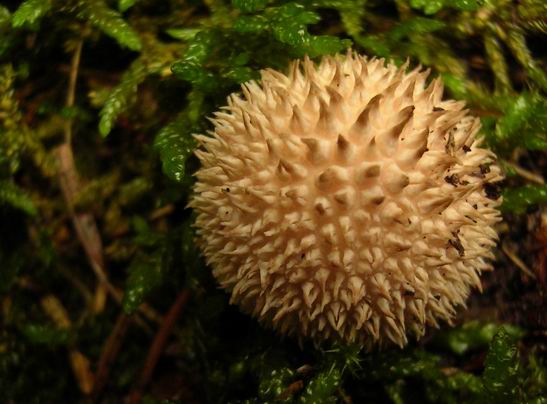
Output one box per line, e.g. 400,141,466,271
189,52,503,349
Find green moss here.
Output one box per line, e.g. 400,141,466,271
0,0,545,401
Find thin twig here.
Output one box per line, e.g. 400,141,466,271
503,160,545,185
57,38,109,313
127,290,192,404
57,41,164,323
56,144,108,313
64,40,83,145
502,242,537,279
92,312,132,401
149,204,175,221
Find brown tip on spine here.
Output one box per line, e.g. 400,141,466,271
290,104,306,132
355,162,381,184
278,159,293,175
336,134,352,160
401,79,416,100
318,97,330,122
266,138,278,157
353,94,382,130
317,166,348,190
301,137,328,163
328,85,344,104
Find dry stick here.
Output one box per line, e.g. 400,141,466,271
503,160,545,185
502,242,537,279
55,41,163,325
57,39,107,313
55,41,162,398
57,143,110,313
127,289,192,404
149,204,175,221
49,40,97,396
92,313,132,400
64,41,82,145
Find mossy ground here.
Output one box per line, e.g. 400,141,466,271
0,0,545,402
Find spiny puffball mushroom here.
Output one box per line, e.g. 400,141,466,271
189,52,503,349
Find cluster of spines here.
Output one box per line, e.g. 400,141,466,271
190,52,502,348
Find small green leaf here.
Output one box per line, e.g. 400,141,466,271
410,0,481,14
484,33,512,93
154,114,198,183
410,0,444,14
505,28,547,92
388,17,445,42
232,0,268,13
521,355,547,402
365,350,441,379
132,216,163,247
354,34,391,58
444,372,483,394
79,0,142,51
453,0,482,11
385,381,405,404
299,367,341,403
0,6,11,27
154,88,203,185
118,177,152,206
119,0,137,12
434,322,524,355
320,343,362,376
222,63,258,83
11,0,52,27
233,15,269,33
165,28,201,41
99,59,148,137
20,324,72,346
275,3,319,25
171,31,228,91
441,73,496,108
258,368,294,400
337,0,367,37
502,185,547,214
171,61,219,92
122,251,165,314
481,328,521,402
0,180,37,216
176,31,216,64
494,92,547,151
307,36,352,58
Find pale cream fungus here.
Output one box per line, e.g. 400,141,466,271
189,52,503,349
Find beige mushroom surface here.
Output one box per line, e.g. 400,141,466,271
189,52,503,349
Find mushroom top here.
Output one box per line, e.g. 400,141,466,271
189,52,503,349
